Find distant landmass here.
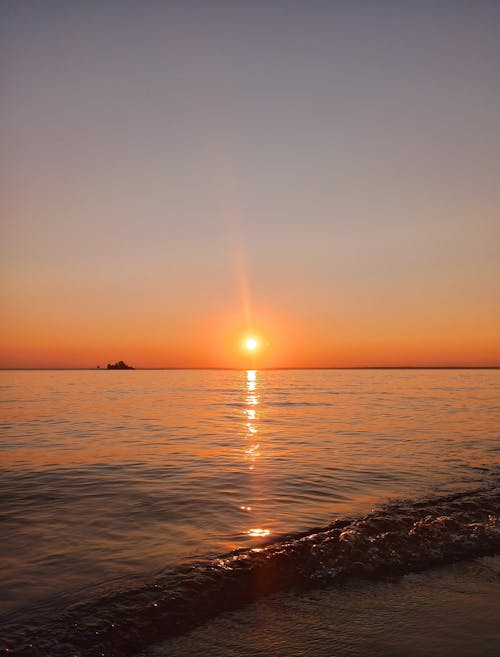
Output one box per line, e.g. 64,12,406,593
106,361,134,370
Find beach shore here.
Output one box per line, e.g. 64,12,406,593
141,555,500,657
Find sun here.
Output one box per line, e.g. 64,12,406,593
245,338,258,350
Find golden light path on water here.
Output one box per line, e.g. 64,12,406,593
244,369,271,539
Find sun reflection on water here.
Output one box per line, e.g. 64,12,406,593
247,528,270,538
239,370,272,539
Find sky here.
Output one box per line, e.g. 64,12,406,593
1,0,499,368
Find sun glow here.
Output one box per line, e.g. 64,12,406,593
245,338,258,350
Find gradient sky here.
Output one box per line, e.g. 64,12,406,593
1,0,499,368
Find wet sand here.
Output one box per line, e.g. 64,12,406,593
141,556,500,657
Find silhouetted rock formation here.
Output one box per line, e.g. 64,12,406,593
107,361,134,370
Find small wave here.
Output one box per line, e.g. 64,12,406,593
2,486,500,657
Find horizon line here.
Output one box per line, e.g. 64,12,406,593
1,366,499,371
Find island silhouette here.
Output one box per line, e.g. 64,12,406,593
106,360,134,370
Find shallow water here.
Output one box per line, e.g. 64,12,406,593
1,369,499,655
142,555,500,657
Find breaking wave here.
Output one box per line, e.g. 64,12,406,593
2,486,500,657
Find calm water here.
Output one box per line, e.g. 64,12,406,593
1,369,499,655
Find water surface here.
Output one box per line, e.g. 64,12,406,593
1,369,499,655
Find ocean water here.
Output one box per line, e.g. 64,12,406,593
1,369,499,656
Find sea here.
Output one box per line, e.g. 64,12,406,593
1,369,499,656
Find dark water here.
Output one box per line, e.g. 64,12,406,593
1,369,499,655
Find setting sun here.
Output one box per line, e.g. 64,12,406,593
245,338,258,350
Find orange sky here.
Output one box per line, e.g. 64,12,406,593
1,1,499,369
2,287,498,368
